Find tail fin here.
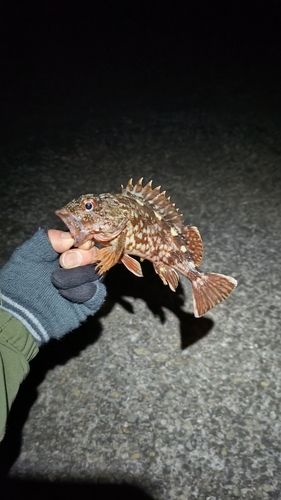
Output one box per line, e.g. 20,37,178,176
191,272,237,317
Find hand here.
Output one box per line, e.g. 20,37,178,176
0,229,106,345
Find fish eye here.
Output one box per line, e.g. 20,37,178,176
82,198,96,211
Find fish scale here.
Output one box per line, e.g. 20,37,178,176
56,178,237,317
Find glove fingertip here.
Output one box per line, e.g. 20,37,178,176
58,282,98,303
84,281,107,312
51,265,101,290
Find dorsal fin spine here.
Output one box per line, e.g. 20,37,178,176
122,178,185,229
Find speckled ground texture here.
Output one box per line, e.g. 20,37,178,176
1,63,281,499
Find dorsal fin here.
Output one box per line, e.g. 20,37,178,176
121,178,184,230
182,225,204,266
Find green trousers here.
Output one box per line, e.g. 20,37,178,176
0,310,38,442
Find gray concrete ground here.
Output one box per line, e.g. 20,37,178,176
0,63,281,499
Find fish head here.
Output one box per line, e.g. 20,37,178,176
56,193,126,246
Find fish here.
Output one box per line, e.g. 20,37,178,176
56,178,237,317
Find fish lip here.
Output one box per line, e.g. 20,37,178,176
55,209,88,246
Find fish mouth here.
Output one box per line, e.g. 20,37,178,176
56,209,90,246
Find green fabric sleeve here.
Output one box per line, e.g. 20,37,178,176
0,310,39,442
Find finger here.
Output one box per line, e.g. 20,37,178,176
59,246,99,269
78,240,95,250
48,229,74,253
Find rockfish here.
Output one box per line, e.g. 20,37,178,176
56,178,237,317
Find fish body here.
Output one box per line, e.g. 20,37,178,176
56,178,237,317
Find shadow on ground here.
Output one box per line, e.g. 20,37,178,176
102,259,213,350
1,479,155,500
0,260,213,480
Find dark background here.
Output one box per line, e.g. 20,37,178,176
1,0,281,130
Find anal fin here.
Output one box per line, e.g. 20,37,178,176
121,254,143,277
153,263,179,292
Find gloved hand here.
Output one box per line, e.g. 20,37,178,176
51,264,104,303
0,229,106,345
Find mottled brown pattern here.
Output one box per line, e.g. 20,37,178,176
56,179,237,316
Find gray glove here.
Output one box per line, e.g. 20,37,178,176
0,229,106,345
51,265,104,303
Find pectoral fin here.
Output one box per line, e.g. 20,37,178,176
94,247,120,274
121,254,143,277
95,234,125,274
